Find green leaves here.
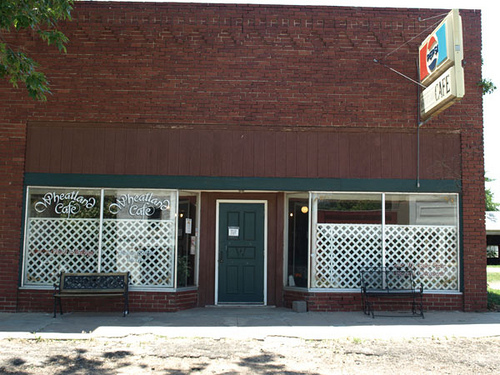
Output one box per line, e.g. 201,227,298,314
478,78,497,95
37,29,69,52
0,43,50,100
0,0,74,101
485,176,499,211
1,0,73,29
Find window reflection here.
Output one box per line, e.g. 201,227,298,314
317,193,382,224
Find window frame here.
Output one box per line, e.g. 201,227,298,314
21,186,200,292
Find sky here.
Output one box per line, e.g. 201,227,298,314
112,0,500,202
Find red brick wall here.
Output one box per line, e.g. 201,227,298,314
456,10,487,311
284,290,463,312
0,2,485,311
17,289,198,313
129,290,198,312
0,3,482,129
0,123,26,312
461,126,488,311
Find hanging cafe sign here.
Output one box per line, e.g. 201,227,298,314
419,9,464,121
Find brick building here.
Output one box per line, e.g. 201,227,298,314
0,2,486,313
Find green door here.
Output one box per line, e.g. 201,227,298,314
218,202,265,304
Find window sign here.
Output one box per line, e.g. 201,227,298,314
104,189,174,220
23,187,177,289
228,226,239,238
29,188,100,219
185,218,193,235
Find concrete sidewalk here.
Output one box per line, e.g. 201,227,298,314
1,307,500,340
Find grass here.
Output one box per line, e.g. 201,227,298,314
487,266,500,309
488,273,500,283
487,265,500,285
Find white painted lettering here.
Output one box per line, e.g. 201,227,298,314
108,193,170,217
34,191,96,218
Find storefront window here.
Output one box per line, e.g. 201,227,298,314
384,193,459,290
313,193,383,288
287,194,309,287
23,187,186,289
309,192,459,291
101,189,177,288
24,188,102,285
177,193,199,287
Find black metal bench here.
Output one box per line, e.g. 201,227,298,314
53,272,129,318
360,266,424,318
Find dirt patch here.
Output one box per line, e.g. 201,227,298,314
0,335,499,374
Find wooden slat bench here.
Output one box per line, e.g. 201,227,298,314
360,266,424,318
53,272,129,318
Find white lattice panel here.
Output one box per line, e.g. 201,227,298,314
24,218,100,285
384,225,458,290
314,224,382,288
313,223,458,291
100,219,175,287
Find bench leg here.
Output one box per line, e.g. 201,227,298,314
369,302,375,318
411,294,425,318
418,294,424,319
362,292,371,317
123,293,129,317
363,297,375,318
53,296,63,317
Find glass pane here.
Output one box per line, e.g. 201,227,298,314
287,194,309,287
177,193,198,287
316,193,382,224
29,187,100,219
104,189,175,220
384,193,459,291
487,245,499,258
385,194,458,226
313,193,382,289
101,189,177,288
310,192,459,291
24,188,101,286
